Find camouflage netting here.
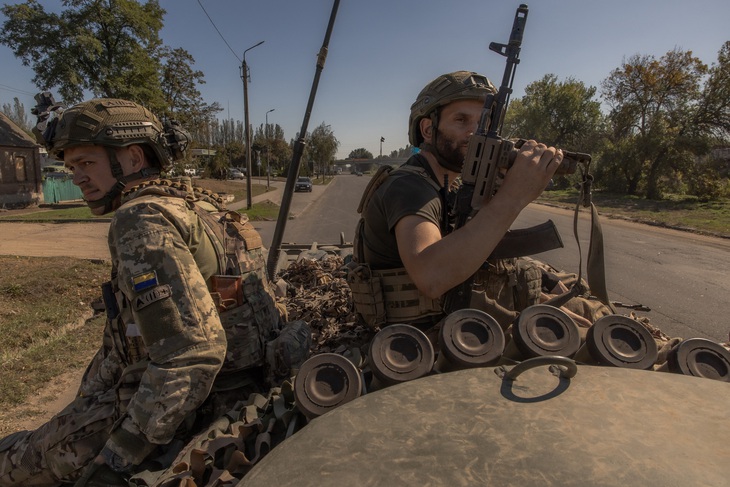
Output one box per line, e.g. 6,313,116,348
131,256,730,487
276,255,377,356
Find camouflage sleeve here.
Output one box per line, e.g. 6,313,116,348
105,198,226,465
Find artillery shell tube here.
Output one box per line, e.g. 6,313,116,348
666,338,730,382
575,315,658,369
511,305,581,359
293,353,363,419
368,324,435,389
435,309,505,372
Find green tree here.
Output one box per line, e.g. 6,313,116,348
1,0,166,109
159,46,221,132
308,122,340,177
348,147,373,159
1,97,32,134
503,74,605,153
695,41,730,139
389,145,414,158
254,123,291,176
601,48,714,199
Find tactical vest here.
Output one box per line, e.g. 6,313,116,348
349,165,544,329
349,164,444,327
104,179,281,395
191,200,282,376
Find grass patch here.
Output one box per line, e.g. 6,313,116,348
0,256,110,409
0,205,102,221
537,190,730,237
0,179,279,222
238,200,281,221
311,176,334,186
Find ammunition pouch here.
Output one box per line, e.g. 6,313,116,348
347,263,442,328
470,257,542,328
347,263,387,327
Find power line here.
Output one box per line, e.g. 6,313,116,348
196,0,242,63
0,83,35,96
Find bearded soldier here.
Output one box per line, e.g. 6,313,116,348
0,98,304,485
349,71,605,331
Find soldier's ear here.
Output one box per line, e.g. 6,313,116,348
420,118,433,143
128,145,147,171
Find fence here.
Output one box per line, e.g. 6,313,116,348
42,175,83,204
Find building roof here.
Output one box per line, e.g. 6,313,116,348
0,112,38,148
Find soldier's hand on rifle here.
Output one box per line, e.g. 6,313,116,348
496,139,563,209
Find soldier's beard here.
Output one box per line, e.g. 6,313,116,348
434,128,467,172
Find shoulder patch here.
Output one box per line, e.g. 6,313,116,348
132,271,158,292
134,284,173,311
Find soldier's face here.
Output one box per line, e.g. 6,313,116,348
426,99,482,171
64,145,138,215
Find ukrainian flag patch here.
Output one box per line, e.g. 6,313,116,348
132,271,158,292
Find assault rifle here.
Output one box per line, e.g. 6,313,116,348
443,4,595,313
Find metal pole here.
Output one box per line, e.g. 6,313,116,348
241,40,264,210
266,108,274,190
266,0,341,280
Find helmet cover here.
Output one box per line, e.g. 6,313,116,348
408,71,496,146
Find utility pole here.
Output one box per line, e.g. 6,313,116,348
241,40,264,209
380,136,385,158
265,108,275,190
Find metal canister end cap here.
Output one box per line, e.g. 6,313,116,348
586,315,658,369
512,305,581,359
293,353,363,419
369,324,435,385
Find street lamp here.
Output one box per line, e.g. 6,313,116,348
241,40,264,209
265,108,275,189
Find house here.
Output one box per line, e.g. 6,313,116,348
0,112,42,208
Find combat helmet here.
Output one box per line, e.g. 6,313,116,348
46,98,188,168
408,72,496,169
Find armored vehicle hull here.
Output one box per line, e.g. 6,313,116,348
240,360,729,486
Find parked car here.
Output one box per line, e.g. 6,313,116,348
42,163,72,179
295,177,313,192
227,168,245,180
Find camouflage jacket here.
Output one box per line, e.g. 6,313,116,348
80,178,280,466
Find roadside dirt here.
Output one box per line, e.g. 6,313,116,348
0,312,93,435
0,221,110,260
0,221,108,433
3,357,89,434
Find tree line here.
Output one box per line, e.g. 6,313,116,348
504,43,730,201
2,1,728,198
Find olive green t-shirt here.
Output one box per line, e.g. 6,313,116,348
360,154,444,269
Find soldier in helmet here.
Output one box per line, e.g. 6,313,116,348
349,71,596,330
0,98,292,485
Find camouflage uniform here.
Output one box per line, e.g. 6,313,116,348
0,179,281,486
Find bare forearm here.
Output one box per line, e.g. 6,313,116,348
399,193,523,298
398,141,561,299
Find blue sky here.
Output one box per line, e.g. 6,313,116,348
1,0,728,159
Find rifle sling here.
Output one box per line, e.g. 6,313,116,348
488,219,564,260
542,178,616,313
